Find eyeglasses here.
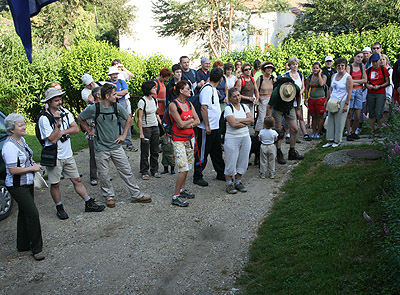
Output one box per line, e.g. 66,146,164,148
373,47,380,50
244,68,251,71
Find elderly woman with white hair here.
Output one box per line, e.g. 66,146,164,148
1,113,45,261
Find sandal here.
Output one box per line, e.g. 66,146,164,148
153,172,161,178
141,174,150,180
304,134,312,141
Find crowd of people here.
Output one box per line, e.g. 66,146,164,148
3,42,399,261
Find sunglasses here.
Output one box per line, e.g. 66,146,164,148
244,68,251,71
373,47,380,50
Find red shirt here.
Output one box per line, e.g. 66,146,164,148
154,78,167,115
172,102,194,142
367,66,389,94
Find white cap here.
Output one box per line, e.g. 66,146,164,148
362,46,372,53
108,66,120,76
324,56,334,62
81,74,94,85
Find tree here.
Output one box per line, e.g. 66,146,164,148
29,0,136,48
292,0,400,36
152,0,288,58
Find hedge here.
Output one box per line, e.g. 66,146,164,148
0,27,172,120
217,23,400,78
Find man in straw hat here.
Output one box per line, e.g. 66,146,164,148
37,87,105,219
266,76,304,164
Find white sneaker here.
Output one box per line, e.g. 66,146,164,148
332,143,341,148
322,143,332,148
269,172,275,179
355,128,361,135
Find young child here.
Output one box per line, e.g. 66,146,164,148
258,116,278,179
160,134,175,175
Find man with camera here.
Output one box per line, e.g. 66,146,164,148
38,87,105,220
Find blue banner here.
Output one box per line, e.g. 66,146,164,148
7,0,58,63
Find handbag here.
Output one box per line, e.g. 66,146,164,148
40,144,58,167
34,171,48,189
326,94,346,113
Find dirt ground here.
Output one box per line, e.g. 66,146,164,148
0,136,316,295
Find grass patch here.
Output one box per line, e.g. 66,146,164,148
24,123,87,163
238,145,388,295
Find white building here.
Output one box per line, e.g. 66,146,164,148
120,0,302,62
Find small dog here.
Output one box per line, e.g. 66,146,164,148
249,135,261,166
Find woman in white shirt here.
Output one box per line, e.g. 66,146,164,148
2,113,44,261
224,87,253,194
323,58,353,147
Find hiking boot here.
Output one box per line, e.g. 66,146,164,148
106,198,115,208
277,149,286,165
131,196,152,203
85,198,105,212
347,134,354,141
171,196,189,207
56,204,69,220
259,172,266,179
225,183,237,194
288,149,304,160
351,133,360,140
269,172,275,179
193,178,208,186
235,182,247,193
180,189,195,199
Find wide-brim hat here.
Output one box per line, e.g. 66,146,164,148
108,66,120,76
261,62,275,71
41,87,66,103
279,82,296,102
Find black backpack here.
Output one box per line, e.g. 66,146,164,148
94,102,121,137
134,97,158,126
187,83,213,122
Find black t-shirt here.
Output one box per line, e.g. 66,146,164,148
322,67,337,88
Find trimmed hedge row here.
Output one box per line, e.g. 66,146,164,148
217,24,400,78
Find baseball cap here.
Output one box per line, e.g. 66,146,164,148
324,56,334,62
362,46,372,53
370,52,381,61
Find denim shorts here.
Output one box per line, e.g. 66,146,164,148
349,89,363,109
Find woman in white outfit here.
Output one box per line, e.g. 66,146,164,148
323,57,353,148
224,87,253,194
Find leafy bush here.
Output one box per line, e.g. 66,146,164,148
0,25,62,120
379,105,400,293
217,24,400,78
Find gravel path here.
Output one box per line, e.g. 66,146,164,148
0,137,316,295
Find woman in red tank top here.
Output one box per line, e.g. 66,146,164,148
168,81,200,207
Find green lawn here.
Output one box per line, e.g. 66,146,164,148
238,145,388,295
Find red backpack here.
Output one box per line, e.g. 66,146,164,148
235,76,255,88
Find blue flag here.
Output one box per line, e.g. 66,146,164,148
7,0,58,63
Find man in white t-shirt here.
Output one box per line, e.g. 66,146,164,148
38,87,105,220
193,68,225,186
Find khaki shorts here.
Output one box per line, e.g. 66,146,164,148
46,157,80,184
272,108,296,126
172,138,194,173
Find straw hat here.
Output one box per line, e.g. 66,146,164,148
279,82,296,102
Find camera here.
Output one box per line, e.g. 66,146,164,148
60,134,70,143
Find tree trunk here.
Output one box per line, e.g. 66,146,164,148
228,5,233,53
